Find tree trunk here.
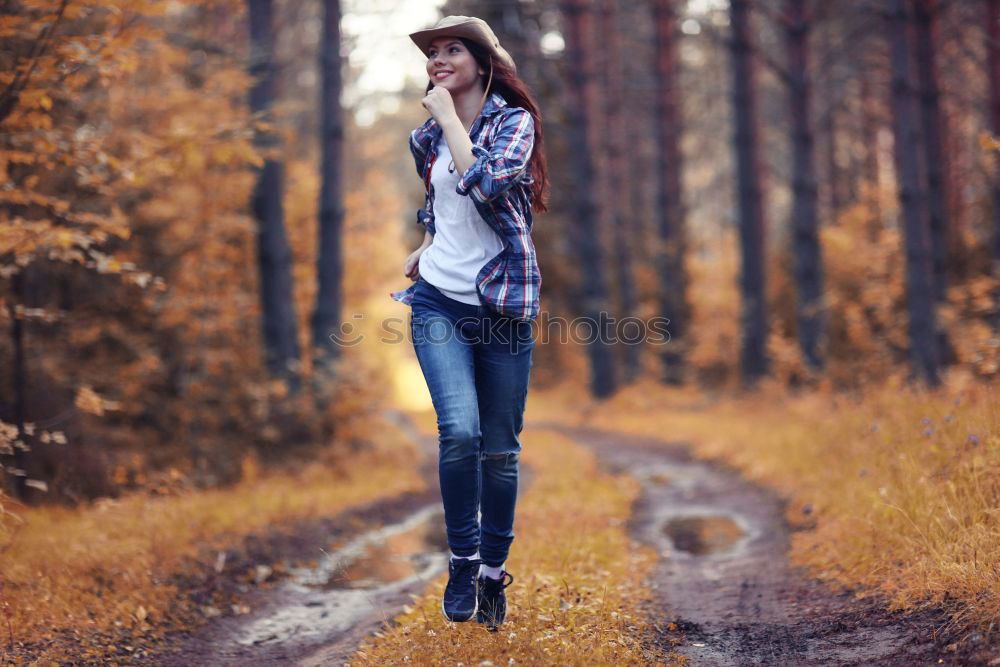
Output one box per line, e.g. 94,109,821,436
989,0,1000,329
824,105,842,221
887,0,941,386
816,27,840,225
784,0,825,373
311,0,345,382
478,0,530,78
560,0,618,398
7,270,28,500
248,0,301,391
651,0,690,386
601,0,642,384
860,64,882,240
729,0,769,385
912,0,954,365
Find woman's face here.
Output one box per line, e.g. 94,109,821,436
426,37,484,94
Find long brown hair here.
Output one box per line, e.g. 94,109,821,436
424,38,550,213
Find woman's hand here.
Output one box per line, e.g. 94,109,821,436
404,247,425,280
421,86,459,127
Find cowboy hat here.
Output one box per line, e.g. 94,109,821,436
409,15,517,74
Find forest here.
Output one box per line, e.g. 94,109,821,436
2,0,1000,663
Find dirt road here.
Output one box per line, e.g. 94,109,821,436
156,411,538,666
547,422,981,666
156,416,986,666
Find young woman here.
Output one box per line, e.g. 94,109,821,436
389,15,549,630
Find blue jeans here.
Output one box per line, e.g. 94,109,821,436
409,276,535,567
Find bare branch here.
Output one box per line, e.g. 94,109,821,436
695,7,793,87
750,0,796,31
756,46,794,88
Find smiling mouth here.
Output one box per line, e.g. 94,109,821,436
434,71,453,79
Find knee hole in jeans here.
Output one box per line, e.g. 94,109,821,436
480,450,520,463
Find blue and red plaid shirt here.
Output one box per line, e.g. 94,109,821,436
389,92,542,321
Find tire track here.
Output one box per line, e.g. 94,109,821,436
539,422,955,666
157,409,536,666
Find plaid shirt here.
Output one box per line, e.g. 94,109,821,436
389,92,541,321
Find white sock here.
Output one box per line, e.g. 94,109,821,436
450,550,480,561
480,563,504,580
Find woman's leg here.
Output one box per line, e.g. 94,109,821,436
411,282,484,557
474,316,535,568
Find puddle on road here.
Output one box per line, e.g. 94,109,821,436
663,515,746,556
549,425,918,665
320,517,449,590
624,457,754,560
236,504,448,648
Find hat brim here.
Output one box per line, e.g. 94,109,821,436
409,21,481,58
409,22,516,72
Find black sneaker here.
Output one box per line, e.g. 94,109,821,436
442,556,482,622
476,570,514,630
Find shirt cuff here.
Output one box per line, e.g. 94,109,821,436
455,144,491,197
417,207,435,235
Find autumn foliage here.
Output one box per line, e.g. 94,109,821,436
0,0,352,510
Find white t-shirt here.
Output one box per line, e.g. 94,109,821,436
418,137,505,305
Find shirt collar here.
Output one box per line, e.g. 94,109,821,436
469,92,507,137
480,91,508,117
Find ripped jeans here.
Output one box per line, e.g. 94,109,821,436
409,275,534,567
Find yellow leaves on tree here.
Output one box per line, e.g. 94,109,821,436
75,385,122,416
1,0,266,501
978,131,1000,153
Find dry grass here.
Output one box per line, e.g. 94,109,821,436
0,418,424,663
531,370,1000,633
351,425,674,666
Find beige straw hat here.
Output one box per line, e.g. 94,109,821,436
409,15,517,73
